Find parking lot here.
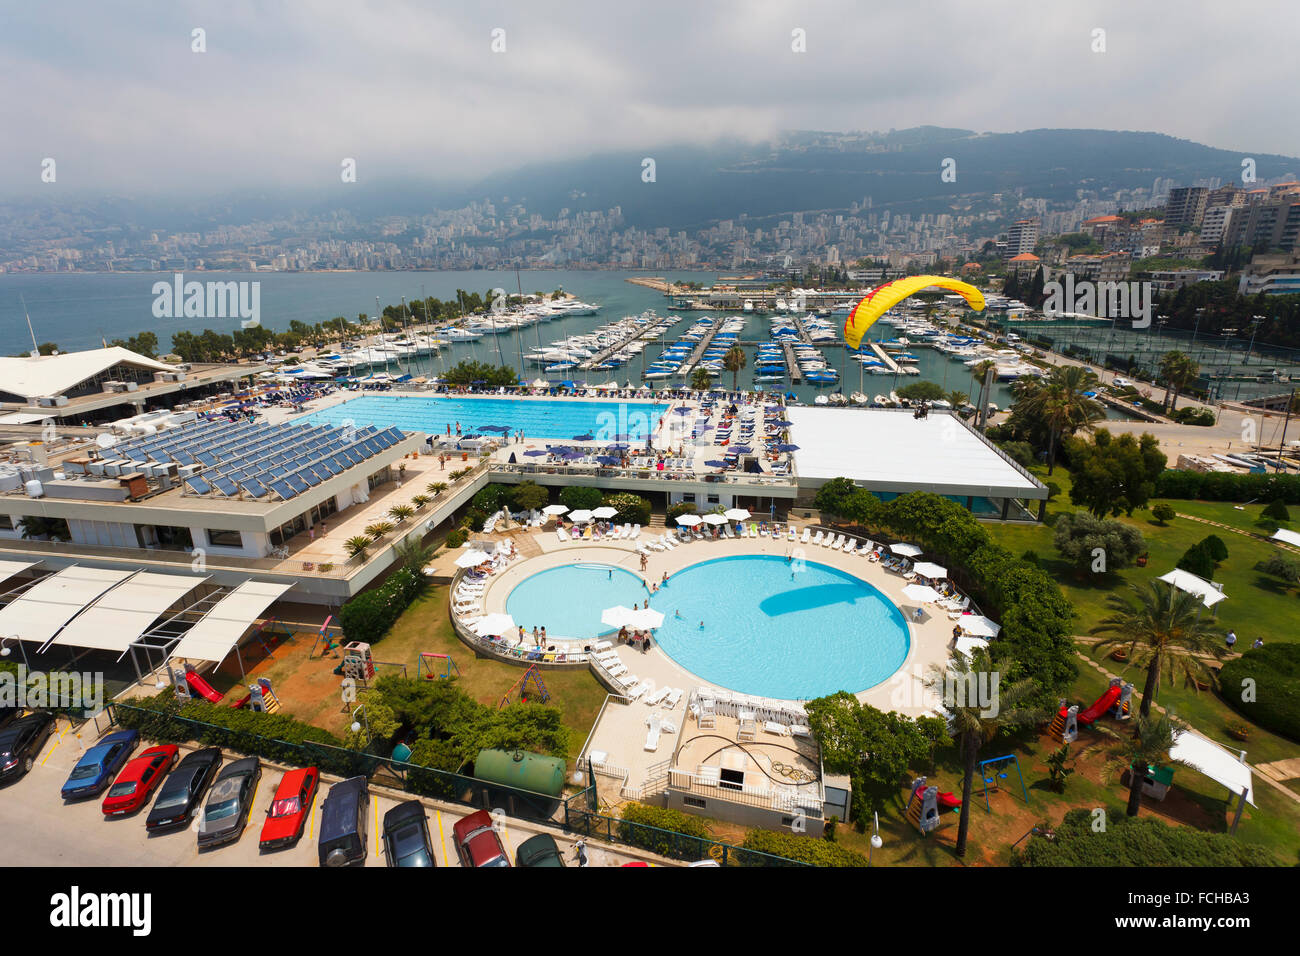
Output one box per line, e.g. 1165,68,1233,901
0,717,661,867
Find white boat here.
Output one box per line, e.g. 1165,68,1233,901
851,391,869,405
814,395,829,405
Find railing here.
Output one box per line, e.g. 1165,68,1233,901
666,769,824,817
562,805,810,867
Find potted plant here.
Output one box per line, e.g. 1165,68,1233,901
388,504,415,523
344,536,371,562
364,521,395,539
1226,721,1251,742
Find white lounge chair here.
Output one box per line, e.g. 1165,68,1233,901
592,640,613,651
811,530,823,546
800,528,811,544
630,524,641,540
788,527,797,541
614,672,638,689
626,682,649,702
555,527,567,542
842,537,857,553
664,687,683,709
644,720,661,752
644,686,671,707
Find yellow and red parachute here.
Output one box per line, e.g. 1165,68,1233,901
842,275,985,350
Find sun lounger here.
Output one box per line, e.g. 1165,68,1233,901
556,527,567,542
811,530,823,546
630,524,641,540
723,524,735,539
764,720,791,736
664,687,683,709
790,724,811,737
800,528,811,544
662,533,677,549
614,672,638,689
788,527,797,541
644,686,671,707
605,664,628,678
644,720,661,752
843,537,857,553
592,640,613,651
626,682,649,701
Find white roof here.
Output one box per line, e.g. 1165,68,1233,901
1271,528,1300,548
0,559,38,589
0,566,135,645
0,346,173,401
168,579,293,664
1170,729,1254,805
1158,568,1227,608
47,571,208,654
785,407,1043,496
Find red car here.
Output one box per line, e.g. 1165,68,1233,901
452,810,511,867
101,745,179,816
259,766,319,850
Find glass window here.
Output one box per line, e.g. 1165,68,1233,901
207,528,242,548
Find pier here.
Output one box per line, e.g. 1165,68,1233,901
868,343,901,373
579,314,678,371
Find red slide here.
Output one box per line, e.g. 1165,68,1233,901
1061,684,1122,727
913,779,961,810
184,669,223,703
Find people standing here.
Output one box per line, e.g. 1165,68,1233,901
1226,630,1237,651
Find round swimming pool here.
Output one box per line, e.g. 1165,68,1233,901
647,555,910,699
505,563,649,640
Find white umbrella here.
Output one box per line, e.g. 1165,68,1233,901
569,509,595,523
890,542,923,557
1272,528,1300,547
472,613,516,637
628,607,665,629
954,635,989,660
723,508,751,521
702,514,728,525
675,514,702,527
600,606,637,628
531,378,549,388
454,549,491,568
902,583,942,603
912,561,948,579
592,506,619,519
542,504,569,516
959,615,1001,638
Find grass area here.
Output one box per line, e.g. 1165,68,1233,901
1163,499,1294,539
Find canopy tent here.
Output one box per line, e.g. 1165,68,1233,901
45,571,208,655
1169,729,1254,806
1158,569,1227,608
675,514,702,527
911,561,948,579
0,559,38,590
592,506,619,519
168,580,294,665
472,613,516,637
902,583,942,603
628,607,665,629
1271,528,1300,548
569,509,595,523
702,514,728,526
600,606,637,628
723,508,751,521
958,615,1001,638
890,542,923,557
0,565,135,647
954,635,990,660
454,549,492,569
541,504,569,516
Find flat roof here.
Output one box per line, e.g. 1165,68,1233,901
786,407,1045,498
46,571,209,654
0,559,38,589
168,579,293,664
0,565,135,645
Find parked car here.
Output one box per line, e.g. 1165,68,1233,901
452,809,510,868
0,711,56,784
102,745,179,816
146,747,222,831
60,729,139,800
258,766,319,850
197,756,261,849
381,799,435,868
515,833,565,868
317,776,369,867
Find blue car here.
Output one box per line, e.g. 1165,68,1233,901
61,729,139,800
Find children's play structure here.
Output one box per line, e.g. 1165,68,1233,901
172,662,222,703
335,641,376,684
417,652,462,680
231,677,281,713
310,616,343,659
977,754,1029,811
1048,677,1133,743
905,776,960,835
498,664,550,709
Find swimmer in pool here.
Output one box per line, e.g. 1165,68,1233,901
699,621,705,629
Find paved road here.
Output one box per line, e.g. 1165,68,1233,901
0,717,658,868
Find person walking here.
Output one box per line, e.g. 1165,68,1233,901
1226,630,1237,651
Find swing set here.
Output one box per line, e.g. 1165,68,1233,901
418,652,462,680
977,754,1029,811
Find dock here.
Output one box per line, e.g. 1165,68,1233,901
868,343,901,373
780,340,803,383
677,321,723,377
579,315,678,371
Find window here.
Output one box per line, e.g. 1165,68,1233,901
0,515,13,531
719,768,744,791
706,495,720,504
684,797,707,809
681,493,696,503
207,528,242,548
152,526,193,551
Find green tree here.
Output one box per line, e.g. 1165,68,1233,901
1008,364,1105,473
1151,503,1176,525
1262,498,1291,523
813,477,859,520
1176,541,1216,579
1090,581,1226,718
1065,429,1166,517
1112,713,1181,817
690,367,713,391
1157,350,1199,413
392,535,434,577
1052,511,1147,572
510,481,549,512
559,485,603,511
443,360,517,389
110,331,160,358
723,345,747,390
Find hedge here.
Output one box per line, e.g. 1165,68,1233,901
1155,470,1300,504
741,829,869,867
616,803,713,859
1012,808,1279,866
339,566,424,646
1219,644,1300,742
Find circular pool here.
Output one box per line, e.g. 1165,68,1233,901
505,563,648,640
647,555,910,699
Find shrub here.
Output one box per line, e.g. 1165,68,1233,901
1176,541,1216,580
426,481,449,496
364,521,395,539
998,440,1037,469
601,492,651,526
1199,533,1229,563
665,501,700,523
510,480,549,512
1154,470,1300,504
1257,551,1300,586
445,528,468,549
1151,503,1176,525
616,803,714,860
1052,511,1146,572
344,535,371,561
560,485,604,511
339,567,423,645
741,829,868,867
471,485,508,514
388,504,415,522
1262,498,1291,522
1219,644,1300,742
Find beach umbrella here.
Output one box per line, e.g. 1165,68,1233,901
673,406,692,415
959,615,1001,638
890,542,923,557
572,433,595,441
729,445,753,454
702,514,728,526
773,420,793,427
911,561,948,579
558,449,584,460
592,506,619,519
454,549,492,568
775,443,800,452
595,455,619,465
472,613,516,637
902,583,942,604
675,514,702,527
954,635,990,660
523,449,548,457
628,607,665,629
542,504,569,516
600,606,637,628
569,509,595,523
531,378,548,388
723,508,751,521
704,460,729,468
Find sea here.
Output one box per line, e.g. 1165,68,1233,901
0,268,1056,409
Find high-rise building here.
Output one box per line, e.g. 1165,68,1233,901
1166,186,1209,228
1003,218,1039,258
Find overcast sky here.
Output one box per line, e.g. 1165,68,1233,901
1,0,1296,198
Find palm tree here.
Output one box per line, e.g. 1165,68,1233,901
690,367,712,391
1111,712,1182,817
344,535,371,562
1090,581,1225,719
364,521,395,539
392,535,434,576
946,389,969,411
971,360,997,430
927,648,1045,858
411,494,432,509
1157,350,1199,414
723,345,747,391
1012,364,1104,473
426,481,449,497
17,516,71,541
388,504,415,523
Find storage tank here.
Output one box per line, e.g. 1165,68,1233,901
24,480,43,498
473,749,565,798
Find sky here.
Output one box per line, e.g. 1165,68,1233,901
1,0,1296,198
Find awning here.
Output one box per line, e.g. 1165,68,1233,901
0,566,135,646
1170,729,1254,806
47,571,208,654
1271,528,1300,548
168,580,294,664
0,559,39,590
1158,569,1227,608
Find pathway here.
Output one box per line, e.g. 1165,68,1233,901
1175,512,1300,555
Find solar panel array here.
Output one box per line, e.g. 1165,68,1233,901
109,419,408,501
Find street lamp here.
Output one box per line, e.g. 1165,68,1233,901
350,704,371,743
868,811,883,866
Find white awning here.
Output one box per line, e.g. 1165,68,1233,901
47,571,208,654
1271,528,1300,548
0,559,39,590
168,580,294,664
0,566,135,645
1170,729,1254,806
1158,569,1227,608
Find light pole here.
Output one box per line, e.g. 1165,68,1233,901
350,704,371,745
868,811,883,866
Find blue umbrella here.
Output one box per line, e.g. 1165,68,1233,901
559,449,584,460
596,455,619,465
704,459,729,467
572,433,594,441
773,420,793,427
730,445,752,454
776,443,800,452
523,449,548,457
673,406,692,414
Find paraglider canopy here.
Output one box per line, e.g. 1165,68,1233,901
843,275,985,350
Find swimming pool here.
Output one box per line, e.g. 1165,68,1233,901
307,395,670,441
505,564,649,640
647,556,910,699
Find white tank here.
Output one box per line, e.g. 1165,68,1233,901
25,479,44,498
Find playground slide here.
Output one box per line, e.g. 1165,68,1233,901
913,779,961,810
230,691,252,709
1071,684,1123,726
184,670,223,703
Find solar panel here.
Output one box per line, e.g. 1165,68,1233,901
241,478,269,499
174,452,196,465
286,475,310,494
195,452,217,467
297,469,322,487
211,476,240,497
270,479,297,500
315,459,339,477
184,476,212,495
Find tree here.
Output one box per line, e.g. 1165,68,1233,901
364,521,395,539
896,380,946,402
443,360,517,389
510,481,549,512
1157,350,1199,413
1113,713,1181,817
723,345,747,390
1176,541,1216,579
392,535,433,579
946,390,970,411
601,492,651,525
813,477,859,520
1151,503,1176,525
1052,511,1147,572
926,648,1043,857
387,504,415,523
560,485,603,511
1090,581,1226,718
1065,429,1166,517
1008,364,1105,473
110,331,159,358
425,481,449,497
690,367,713,391
17,516,70,541
1262,498,1291,523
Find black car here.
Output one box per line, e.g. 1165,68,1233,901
381,800,435,868
197,756,261,848
317,775,369,867
515,833,566,867
0,711,56,784
146,747,222,832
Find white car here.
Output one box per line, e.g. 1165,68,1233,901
1112,377,1133,388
